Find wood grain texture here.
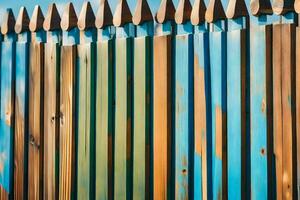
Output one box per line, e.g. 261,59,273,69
133,36,151,200
28,42,44,200
153,35,172,200
43,42,60,200
59,46,76,200
76,43,96,199
14,35,29,200
272,23,296,200
0,36,16,199
193,28,211,200
95,40,114,200
114,37,133,200
250,23,274,200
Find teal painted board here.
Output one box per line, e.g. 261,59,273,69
209,20,227,200
174,23,194,199
250,20,274,200
193,24,211,200
133,35,152,200
227,17,247,200
76,33,96,199
14,32,30,199
95,38,114,200
114,37,133,200
0,33,16,195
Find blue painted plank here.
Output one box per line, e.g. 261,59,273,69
209,20,227,200
250,18,274,200
0,33,16,196
193,23,211,200
174,22,194,199
227,17,247,200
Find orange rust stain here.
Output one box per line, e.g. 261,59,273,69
0,153,6,173
215,106,223,159
261,98,266,113
5,102,11,126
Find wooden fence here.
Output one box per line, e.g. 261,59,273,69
0,0,299,199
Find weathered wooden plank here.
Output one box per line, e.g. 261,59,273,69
43,35,60,200
250,20,274,200
14,31,30,200
174,23,194,200
227,17,247,200
153,33,172,200
28,41,44,200
59,45,76,200
59,3,78,199
114,36,133,200
95,32,114,200
132,28,152,200
76,3,96,199
0,33,16,199
272,21,296,200
193,23,211,200
76,41,96,199
208,21,227,200
14,7,30,200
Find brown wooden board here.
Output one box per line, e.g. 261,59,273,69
153,35,172,200
43,42,60,200
272,23,297,200
28,42,44,200
59,46,76,200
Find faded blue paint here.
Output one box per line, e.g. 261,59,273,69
0,33,16,193
250,19,270,200
209,20,227,200
193,22,212,200
174,22,193,199
62,28,79,45
227,17,247,200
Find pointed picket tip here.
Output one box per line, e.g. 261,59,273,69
272,0,294,15
1,9,16,35
175,0,192,24
43,3,61,31
61,2,78,31
113,0,132,27
78,1,96,31
191,0,206,25
226,0,248,19
95,0,113,29
15,7,30,34
132,0,153,25
155,0,176,24
250,0,273,16
295,0,300,13
205,0,226,23
29,5,44,32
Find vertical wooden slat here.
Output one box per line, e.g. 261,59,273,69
113,1,134,199
132,1,153,199
272,15,296,200
14,6,30,200
174,0,194,196
226,5,248,198
0,9,16,200
43,4,61,199
296,24,300,200
206,1,227,197
191,0,211,198
250,14,274,200
59,3,78,200
95,1,114,199
76,2,96,199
